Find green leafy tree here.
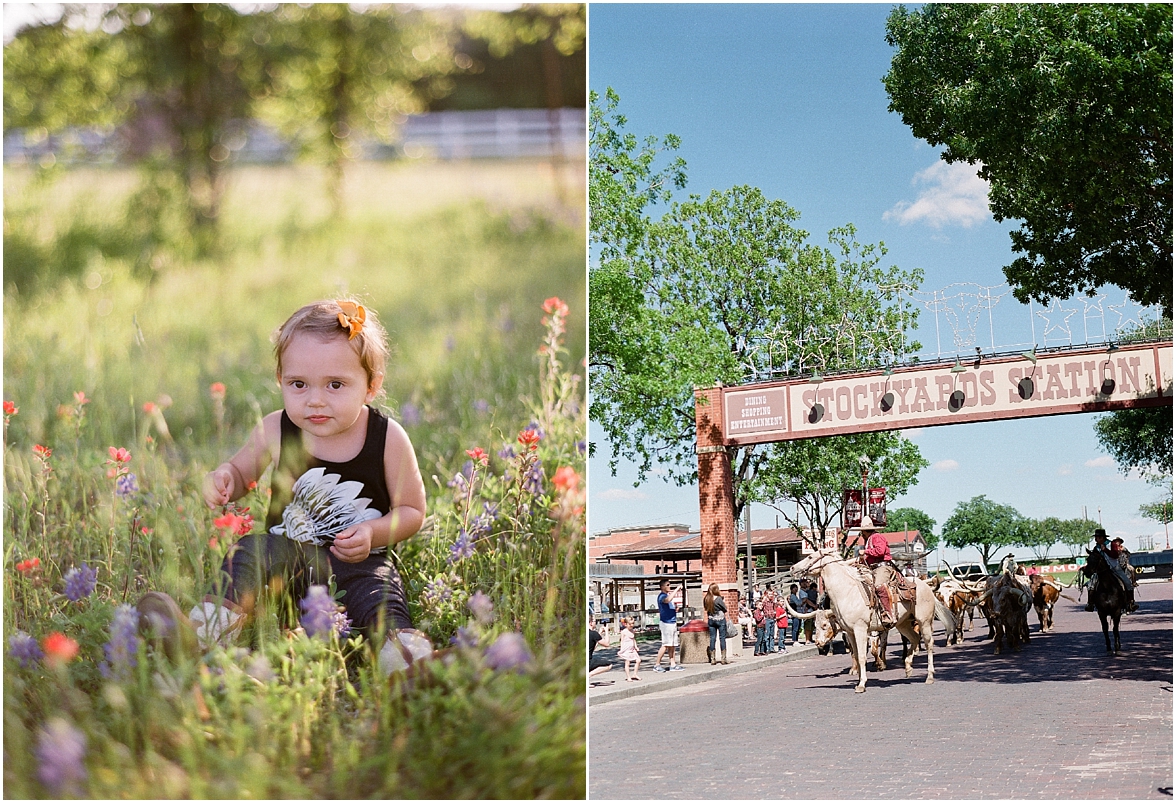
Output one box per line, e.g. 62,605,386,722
884,4,1173,317
1043,517,1101,560
885,506,938,550
5,4,265,245
749,435,928,553
1023,516,1088,561
1140,496,1173,530
941,495,1026,569
1094,407,1173,485
589,89,926,530
252,4,456,216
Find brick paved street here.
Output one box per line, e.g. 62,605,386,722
589,581,1172,800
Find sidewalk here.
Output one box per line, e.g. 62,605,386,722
588,632,820,705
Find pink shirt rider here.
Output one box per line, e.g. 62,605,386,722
863,532,892,566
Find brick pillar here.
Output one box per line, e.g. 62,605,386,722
695,386,739,616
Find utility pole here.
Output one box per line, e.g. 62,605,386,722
745,503,752,606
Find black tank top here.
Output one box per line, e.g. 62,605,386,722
266,406,391,552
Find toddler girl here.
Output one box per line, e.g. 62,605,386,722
617,618,641,681
137,299,432,674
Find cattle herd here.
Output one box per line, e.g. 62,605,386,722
925,560,1073,655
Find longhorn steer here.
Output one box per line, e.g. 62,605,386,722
1029,575,1061,633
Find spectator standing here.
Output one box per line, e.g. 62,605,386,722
774,599,789,653
653,578,684,672
800,578,819,644
703,583,730,665
754,586,773,655
762,584,778,653
787,583,804,645
617,618,641,681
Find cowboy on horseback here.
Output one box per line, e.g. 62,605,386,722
1084,528,1138,613
858,516,898,627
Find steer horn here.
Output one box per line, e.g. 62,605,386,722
783,597,817,620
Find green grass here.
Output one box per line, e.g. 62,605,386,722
3,159,586,798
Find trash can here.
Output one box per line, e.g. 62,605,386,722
678,618,710,664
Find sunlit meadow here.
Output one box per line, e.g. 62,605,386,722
3,159,586,798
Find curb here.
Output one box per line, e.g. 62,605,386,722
588,644,820,705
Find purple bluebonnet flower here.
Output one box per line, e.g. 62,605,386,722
63,564,97,602
484,632,532,671
576,440,586,455
445,334,456,352
447,461,474,492
300,585,337,638
448,529,476,564
468,591,494,625
332,610,352,639
523,459,544,496
472,399,489,414
99,605,139,681
449,626,479,649
36,718,87,795
466,503,499,542
497,445,516,460
423,575,454,607
8,631,43,668
399,402,421,427
115,472,139,499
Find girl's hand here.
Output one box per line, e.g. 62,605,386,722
331,523,373,563
203,467,236,508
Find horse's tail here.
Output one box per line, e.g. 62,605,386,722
933,598,956,643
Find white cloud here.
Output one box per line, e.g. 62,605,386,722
933,459,959,472
596,488,648,501
884,161,991,229
1057,464,1073,476
1084,456,1116,468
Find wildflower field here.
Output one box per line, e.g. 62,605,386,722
3,158,587,798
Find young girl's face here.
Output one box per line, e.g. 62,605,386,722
278,333,382,438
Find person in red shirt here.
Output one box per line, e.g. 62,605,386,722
860,517,896,626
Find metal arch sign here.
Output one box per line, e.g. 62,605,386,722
721,341,1172,444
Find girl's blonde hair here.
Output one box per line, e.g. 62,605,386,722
273,299,389,390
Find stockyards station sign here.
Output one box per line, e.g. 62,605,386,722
721,340,1172,444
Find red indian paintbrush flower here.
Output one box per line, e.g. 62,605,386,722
42,632,79,667
465,447,489,466
3,400,17,416
16,557,41,574
552,466,580,493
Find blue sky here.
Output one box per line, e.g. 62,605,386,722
588,3,1169,561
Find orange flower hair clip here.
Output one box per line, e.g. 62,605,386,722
336,301,366,340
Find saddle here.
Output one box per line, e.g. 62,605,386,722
852,562,916,619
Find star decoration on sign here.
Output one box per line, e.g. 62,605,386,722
1035,299,1078,345
1106,293,1144,339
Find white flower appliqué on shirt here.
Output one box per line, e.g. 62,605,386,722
272,466,382,549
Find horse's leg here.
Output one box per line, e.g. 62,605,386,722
894,619,919,678
1100,611,1112,654
853,623,869,693
1112,612,1121,654
875,627,888,671
920,613,936,683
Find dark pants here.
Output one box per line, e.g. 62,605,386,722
708,619,727,652
216,532,411,638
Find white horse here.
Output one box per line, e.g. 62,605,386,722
785,549,955,693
